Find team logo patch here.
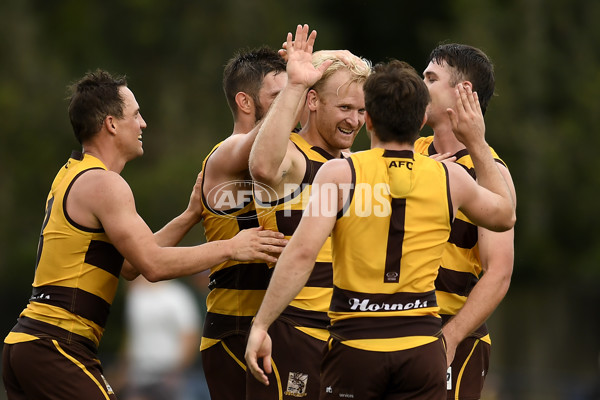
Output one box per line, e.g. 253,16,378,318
285,372,308,397
101,374,114,395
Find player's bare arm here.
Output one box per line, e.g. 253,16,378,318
121,171,204,280
249,24,332,189
70,170,287,282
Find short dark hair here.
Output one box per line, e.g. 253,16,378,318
67,69,127,144
364,60,430,144
222,46,286,120
428,43,495,115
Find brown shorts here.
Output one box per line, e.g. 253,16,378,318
320,338,447,400
246,318,327,400
2,338,116,400
446,337,491,400
201,334,248,400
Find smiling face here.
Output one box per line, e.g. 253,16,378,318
114,86,147,160
309,69,366,155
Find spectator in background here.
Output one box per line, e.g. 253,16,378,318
121,277,202,400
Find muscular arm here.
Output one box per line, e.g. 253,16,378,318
249,24,331,187
248,81,307,187
206,121,264,185
73,171,286,282
443,164,516,365
121,172,204,280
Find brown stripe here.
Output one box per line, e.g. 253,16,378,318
448,218,478,249
305,262,333,288
13,316,98,353
280,305,330,328
330,315,441,341
84,240,124,278
275,209,303,236
202,312,254,339
441,162,453,223
338,158,356,219
306,159,325,183
35,196,55,271
208,263,272,290
310,146,336,161
382,149,415,159
330,286,437,313
70,150,84,161
384,198,406,283
435,267,479,297
236,209,260,230
30,285,111,328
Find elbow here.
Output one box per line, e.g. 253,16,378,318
249,160,275,184
507,210,517,230
131,258,166,283
491,206,516,232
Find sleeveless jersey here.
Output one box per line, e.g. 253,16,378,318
414,136,506,341
4,151,124,352
199,142,272,351
254,133,334,341
329,148,451,352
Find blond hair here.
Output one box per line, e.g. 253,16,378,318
311,50,372,93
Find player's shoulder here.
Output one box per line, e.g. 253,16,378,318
316,158,352,184
414,135,433,154
75,168,131,198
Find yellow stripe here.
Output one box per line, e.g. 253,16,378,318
455,339,479,400
200,337,220,351
221,341,247,371
271,358,283,400
480,333,492,345
4,332,39,344
295,326,330,341
52,340,110,400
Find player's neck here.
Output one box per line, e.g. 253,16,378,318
231,120,255,135
432,125,466,155
300,128,342,158
82,144,126,174
371,136,413,152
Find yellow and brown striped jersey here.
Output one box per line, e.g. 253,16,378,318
199,143,273,351
4,151,124,352
415,135,506,342
329,148,451,352
254,133,334,341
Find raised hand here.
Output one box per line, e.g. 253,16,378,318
229,227,288,263
446,83,486,148
285,24,333,88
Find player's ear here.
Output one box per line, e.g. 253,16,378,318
307,89,318,111
104,115,117,135
235,92,253,116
